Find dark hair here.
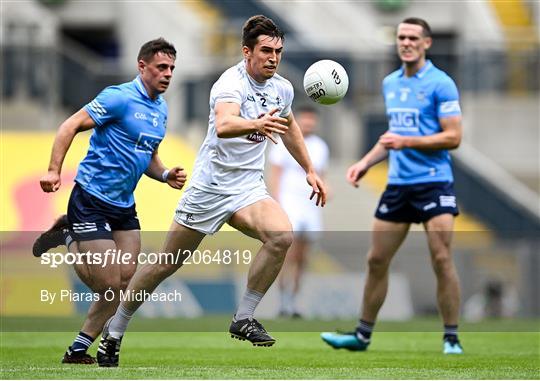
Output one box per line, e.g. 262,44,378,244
401,17,432,37
242,15,284,50
137,38,176,62
295,104,318,115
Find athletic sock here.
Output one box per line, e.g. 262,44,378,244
356,319,375,341
443,324,458,341
234,289,264,321
108,304,135,340
71,331,94,353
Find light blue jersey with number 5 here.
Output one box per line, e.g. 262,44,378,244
382,60,461,185
76,76,168,207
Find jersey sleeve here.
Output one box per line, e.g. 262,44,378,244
84,87,127,127
212,75,244,105
279,82,294,118
436,76,462,118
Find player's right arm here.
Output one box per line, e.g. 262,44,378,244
346,143,389,188
214,103,288,144
40,109,96,192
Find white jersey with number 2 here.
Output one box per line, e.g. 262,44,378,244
189,60,294,195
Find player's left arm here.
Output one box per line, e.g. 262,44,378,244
379,115,462,151
145,148,187,189
281,112,327,206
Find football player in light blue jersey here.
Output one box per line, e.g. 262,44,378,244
33,38,187,364
322,18,464,355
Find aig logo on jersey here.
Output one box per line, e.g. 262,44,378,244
387,108,420,133
135,132,161,154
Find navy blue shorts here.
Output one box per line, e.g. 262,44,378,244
375,182,459,224
67,183,140,241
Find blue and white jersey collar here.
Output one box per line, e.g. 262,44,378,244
134,76,163,104
398,59,433,79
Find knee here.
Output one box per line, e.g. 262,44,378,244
120,269,137,291
432,252,452,275
367,254,390,274
149,262,181,280
264,231,294,256
93,278,122,296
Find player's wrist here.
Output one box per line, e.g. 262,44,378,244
161,169,170,183
402,136,414,148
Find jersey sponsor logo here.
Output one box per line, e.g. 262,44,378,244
388,108,420,132
246,131,266,143
440,195,456,208
88,100,106,117
135,132,161,154
439,101,461,114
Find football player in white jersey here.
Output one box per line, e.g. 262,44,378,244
268,105,329,318
97,15,327,366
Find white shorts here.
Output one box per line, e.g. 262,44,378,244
280,195,322,242
174,184,271,235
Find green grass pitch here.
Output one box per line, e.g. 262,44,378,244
1,316,538,379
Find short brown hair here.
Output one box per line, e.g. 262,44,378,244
137,38,176,62
242,15,284,50
401,17,432,37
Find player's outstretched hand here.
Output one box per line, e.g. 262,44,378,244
40,171,61,193
166,166,187,190
379,132,406,150
307,171,327,207
346,161,369,188
256,108,288,144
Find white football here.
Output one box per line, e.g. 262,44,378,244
303,60,349,105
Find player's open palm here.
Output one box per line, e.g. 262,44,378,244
40,171,61,193
346,161,369,188
257,108,288,144
166,167,187,190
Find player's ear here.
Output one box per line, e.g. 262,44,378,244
423,37,432,50
242,46,251,59
137,59,146,75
